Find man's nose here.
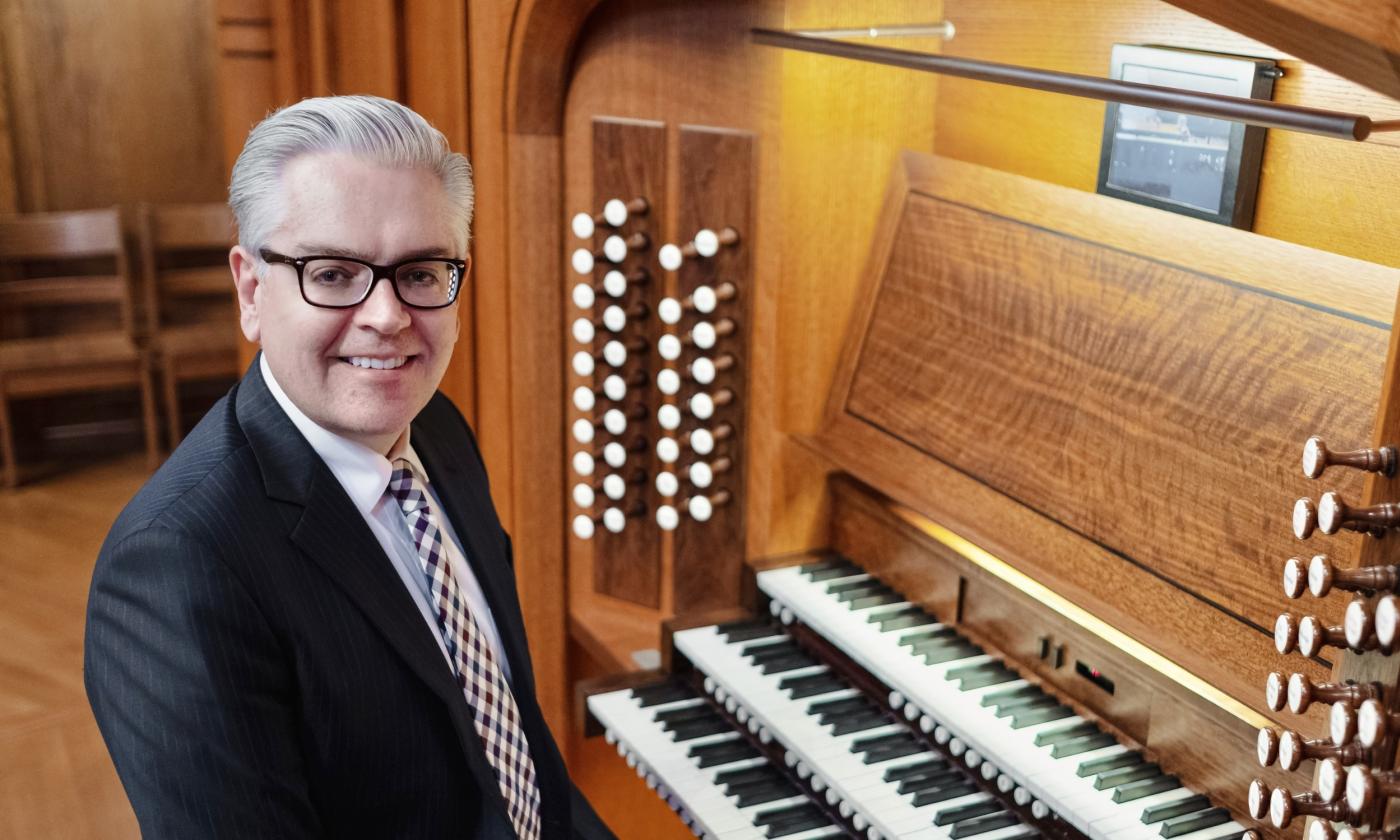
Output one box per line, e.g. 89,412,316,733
355,275,412,332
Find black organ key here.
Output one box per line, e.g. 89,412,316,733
862,737,928,765
911,780,980,807
994,694,1058,719
949,811,1022,839
804,563,861,583
1094,762,1160,791
1159,807,1232,837
934,800,1003,827
715,764,776,788
1010,704,1074,729
898,768,965,794
759,652,818,674
871,607,939,631
743,639,799,661
883,758,948,782
1078,750,1143,777
734,778,800,808
847,590,903,610
780,672,845,699
899,626,959,647
666,714,731,741
756,803,831,837
954,665,1019,691
850,731,912,752
979,684,1042,708
829,710,889,736
1032,720,1099,747
631,680,696,707
688,738,760,768
1141,793,1212,824
807,695,868,718
653,703,715,724
720,620,782,644
827,577,880,596
799,555,853,575
1051,732,1118,758
1112,774,1181,803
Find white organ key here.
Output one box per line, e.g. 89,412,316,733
571,417,595,444
571,451,595,477
572,482,595,509
602,340,627,368
571,317,595,344
571,350,594,376
571,282,595,309
602,473,626,501
655,471,679,497
657,368,681,395
656,437,680,464
571,247,595,275
658,334,682,361
658,404,681,431
571,385,596,412
603,269,628,298
601,305,626,333
658,296,683,325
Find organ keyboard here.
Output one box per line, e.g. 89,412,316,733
588,552,1250,840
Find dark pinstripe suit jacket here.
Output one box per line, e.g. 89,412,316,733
85,360,613,839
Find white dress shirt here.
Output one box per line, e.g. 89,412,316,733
260,355,511,682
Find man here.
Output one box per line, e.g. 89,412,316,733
85,95,614,839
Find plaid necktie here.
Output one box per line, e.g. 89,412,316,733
387,459,542,840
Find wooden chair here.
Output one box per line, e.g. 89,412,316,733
136,203,240,447
0,208,160,488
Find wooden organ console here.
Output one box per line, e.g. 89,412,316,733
536,3,1400,840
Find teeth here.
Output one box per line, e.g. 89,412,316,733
346,356,407,370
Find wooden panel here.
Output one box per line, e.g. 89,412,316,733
328,0,399,98
672,126,754,614
588,117,665,607
821,151,1400,713
826,475,1317,827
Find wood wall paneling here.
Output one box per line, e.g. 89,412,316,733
0,32,17,214
588,117,665,608
671,125,754,614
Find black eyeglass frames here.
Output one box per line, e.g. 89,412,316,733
259,249,467,310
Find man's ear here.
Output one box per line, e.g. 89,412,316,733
229,246,263,343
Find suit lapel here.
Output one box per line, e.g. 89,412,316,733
235,361,516,831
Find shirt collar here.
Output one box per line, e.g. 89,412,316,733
260,354,420,515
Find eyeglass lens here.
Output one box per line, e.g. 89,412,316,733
303,258,460,308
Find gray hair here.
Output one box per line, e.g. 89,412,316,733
228,95,474,257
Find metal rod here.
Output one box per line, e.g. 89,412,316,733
790,22,955,40
753,27,1374,141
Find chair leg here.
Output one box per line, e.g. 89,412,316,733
0,389,16,489
139,359,161,471
161,357,182,449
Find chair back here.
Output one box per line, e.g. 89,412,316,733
137,203,236,335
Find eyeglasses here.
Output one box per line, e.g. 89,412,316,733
260,249,467,310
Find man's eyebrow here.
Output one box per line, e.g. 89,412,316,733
296,244,455,261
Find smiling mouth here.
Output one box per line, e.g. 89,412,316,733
342,355,411,370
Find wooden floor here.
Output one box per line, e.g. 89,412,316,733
1,454,145,839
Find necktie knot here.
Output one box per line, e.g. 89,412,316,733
387,460,428,513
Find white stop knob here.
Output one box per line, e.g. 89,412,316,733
572,482,595,509
602,473,626,501
570,212,594,240
689,392,715,420
659,243,682,271
603,198,629,227
570,317,594,345
571,248,594,275
571,350,594,377
571,451,595,477
658,334,681,361
657,369,680,395
603,507,625,533
1378,594,1399,647
690,428,715,456
602,305,626,333
692,284,718,314
571,418,595,444
572,514,595,540
602,374,626,402
658,404,681,430
688,495,714,522
693,228,719,257
603,442,627,469
691,321,717,350
658,297,682,325
603,408,627,436
656,437,680,464
602,270,627,298
602,340,626,368
571,385,596,412
571,283,595,310
691,357,716,385
689,461,713,489
603,235,627,264
656,504,679,531
655,471,678,497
